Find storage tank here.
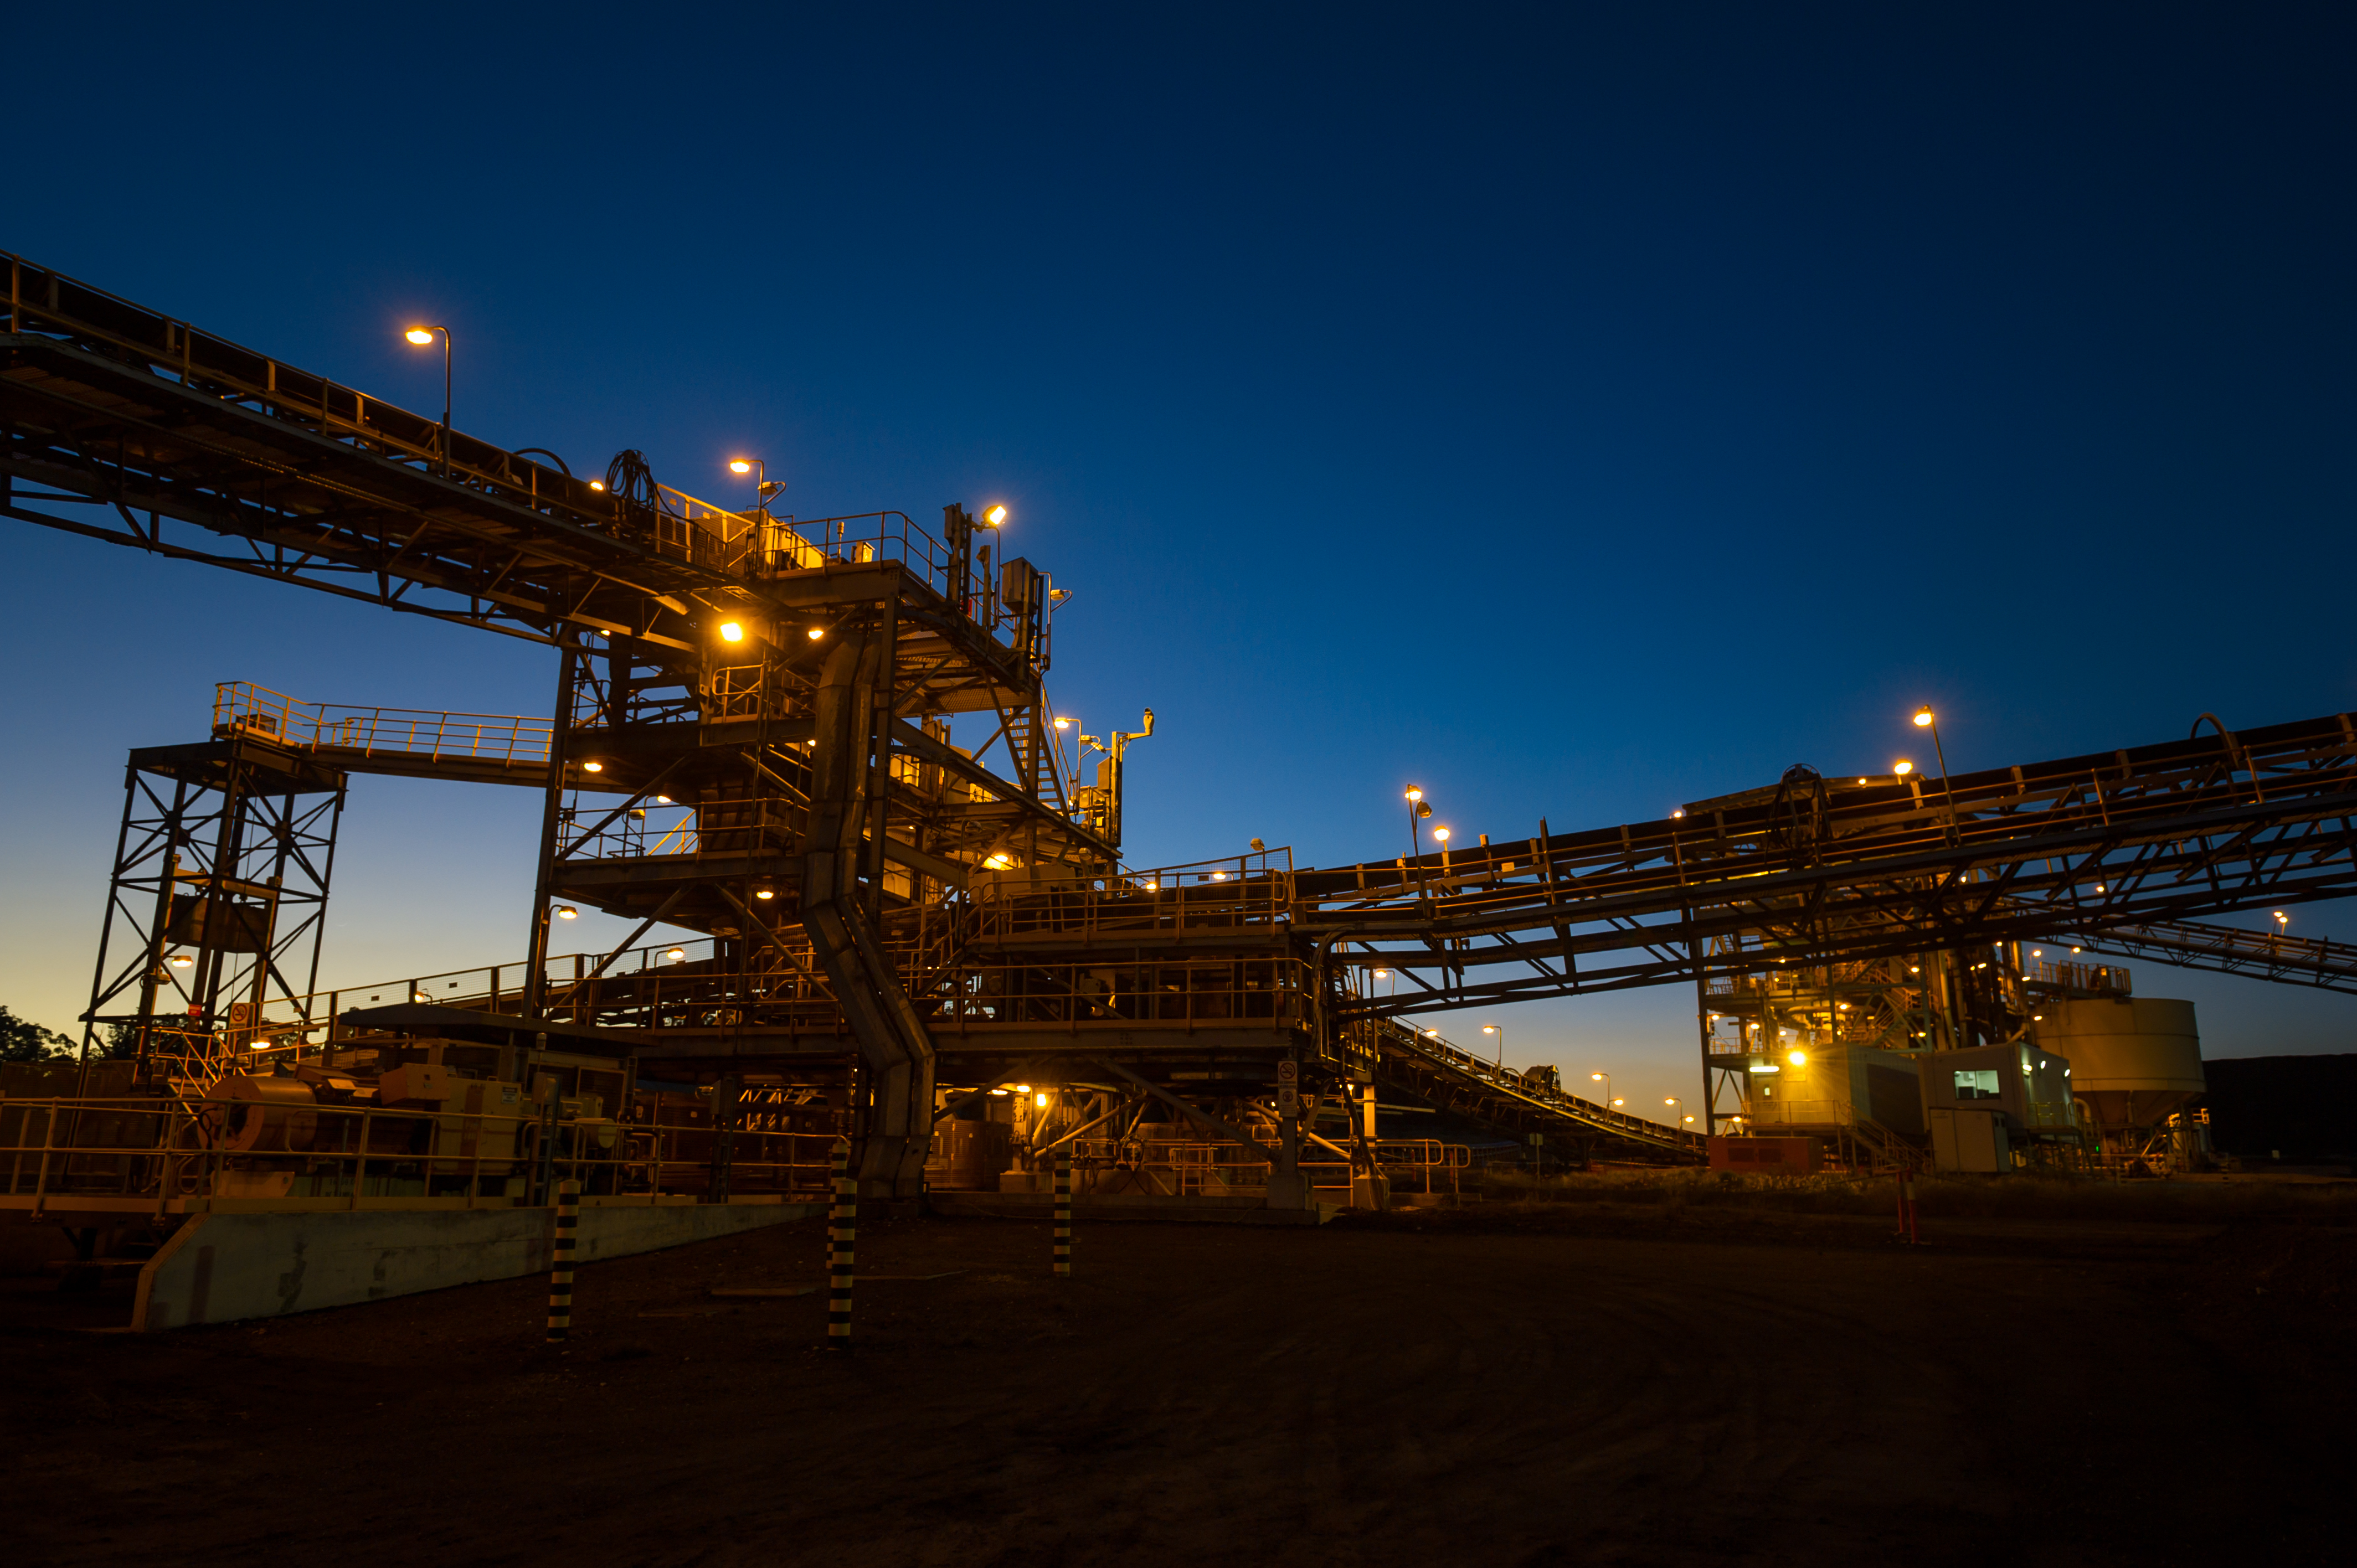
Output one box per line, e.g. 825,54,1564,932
2034,996,2202,1154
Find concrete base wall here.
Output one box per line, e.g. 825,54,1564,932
133,1200,820,1330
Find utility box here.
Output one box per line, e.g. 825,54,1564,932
1708,1136,1821,1176
378,1061,455,1108
1921,1040,2076,1171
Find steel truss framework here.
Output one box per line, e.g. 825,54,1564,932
80,737,346,1089
14,248,2357,1179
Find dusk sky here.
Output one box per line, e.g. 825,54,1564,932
4,3,2352,1111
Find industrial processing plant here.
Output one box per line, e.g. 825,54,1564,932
4,12,2354,1562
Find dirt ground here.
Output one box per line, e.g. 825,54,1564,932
3,1199,2349,1567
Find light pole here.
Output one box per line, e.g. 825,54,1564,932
1913,707,1962,845
403,325,452,477
1664,1096,1682,1127
1482,1023,1504,1072
1404,787,1433,896
1591,1070,1610,1107
728,457,785,520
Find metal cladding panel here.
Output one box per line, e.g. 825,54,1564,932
2034,997,2203,1095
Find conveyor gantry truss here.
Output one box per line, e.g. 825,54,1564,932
11,249,2357,1180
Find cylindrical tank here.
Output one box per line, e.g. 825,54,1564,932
2034,996,2202,1148
210,1074,319,1153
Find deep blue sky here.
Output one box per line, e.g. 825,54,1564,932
4,3,2352,1110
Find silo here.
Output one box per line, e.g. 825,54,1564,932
2032,996,2203,1156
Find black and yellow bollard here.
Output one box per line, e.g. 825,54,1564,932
827,1137,855,1346
1053,1153,1073,1277
545,1177,579,1343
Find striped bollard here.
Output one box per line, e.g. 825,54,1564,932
1053,1153,1073,1277
545,1178,579,1343
827,1138,855,1346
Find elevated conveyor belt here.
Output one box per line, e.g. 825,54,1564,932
1371,1022,1705,1158
2051,916,2357,997
1297,711,2357,1013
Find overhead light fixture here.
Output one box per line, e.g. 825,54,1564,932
719,621,744,643
665,947,686,962
555,905,578,920
1054,718,1071,730
1893,760,1915,776
729,459,753,474
983,504,1007,526
1671,808,1685,819
404,327,435,345
1036,1093,1048,1108
1913,709,1934,728
581,760,604,773
1013,1084,1031,1093
1211,871,1227,881
754,888,774,901
656,795,673,804
1404,786,1423,802
169,954,194,968
589,479,606,492
1373,968,1390,979
806,627,825,641
1432,827,1450,843
1788,1050,1807,1067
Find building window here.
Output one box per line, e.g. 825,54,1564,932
1954,1069,2001,1100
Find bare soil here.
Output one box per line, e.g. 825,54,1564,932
3,1200,2349,1566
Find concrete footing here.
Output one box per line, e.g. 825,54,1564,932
132,1199,822,1330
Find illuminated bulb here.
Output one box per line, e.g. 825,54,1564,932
404,327,435,345
1211,871,1227,881
807,627,825,641
984,504,1008,526
1404,786,1423,802
1013,1085,1031,1094
581,761,603,772
1671,808,1685,819
1893,760,1915,776
1145,880,1160,891
589,479,606,492
1036,1094,1048,1108
656,795,673,804
1432,827,1450,843
1373,969,1390,979
554,905,578,920
719,622,744,643
665,947,686,962
729,459,752,474
1913,709,1934,728
169,954,194,968
754,889,774,901
1054,718,1071,730
1788,1050,1807,1067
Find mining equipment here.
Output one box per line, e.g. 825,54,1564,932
8,249,2357,1318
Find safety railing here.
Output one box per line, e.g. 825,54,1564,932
938,956,1314,1030
214,682,553,769
0,1092,841,1211
967,850,1298,942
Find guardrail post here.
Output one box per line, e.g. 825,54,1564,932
545,1178,579,1342
827,1138,855,1346
1053,1153,1073,1277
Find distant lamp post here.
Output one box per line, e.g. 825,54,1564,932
728,456,784,519
1405,787,1434,897
1912,706,1962,845
402,324,452,477
1591,1071,1610,1106
2274,910,2289,945
1664,1096,1682,1126
1481,1023,1504,1071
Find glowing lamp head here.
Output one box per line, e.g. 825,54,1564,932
1404,786,1423,803
754,888,774,900
665,947,686,962
1054,717,1071,730
1788,1050,1807,1067
1483,1025,1497,1035
983,504,1008,527
589,479,606,492
1036,1094,1048,1107
1373,968,1390,979
1592,1072,1604,1082
554,905,578,920
718,621,744,643
806,626,825,641
1432,827,1450,843
404,327,435,345
1893,760,1915,776
1913,709,1934,728
729,459,753,474
169,953,194,968
580,760,603,773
